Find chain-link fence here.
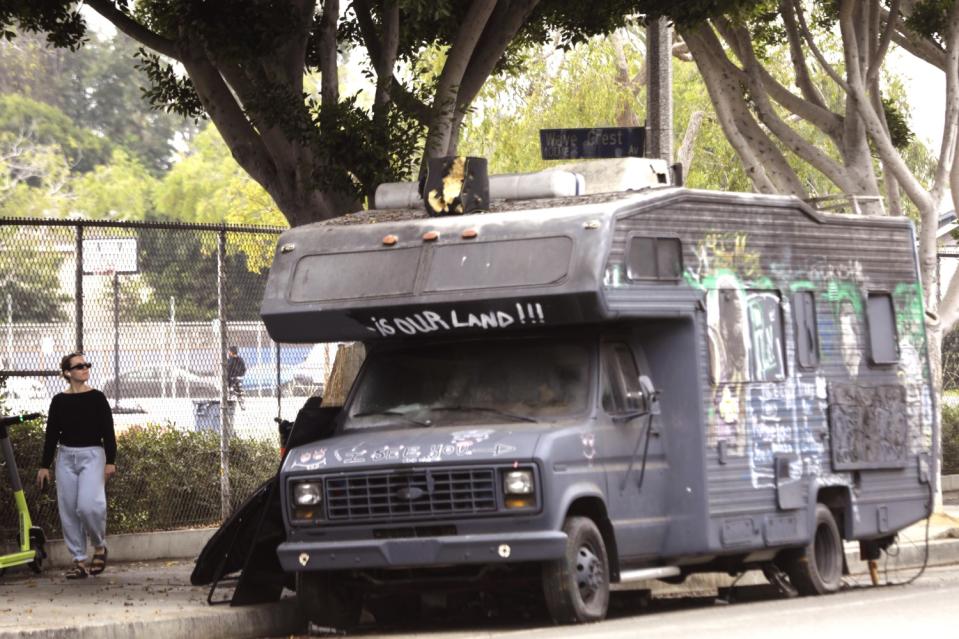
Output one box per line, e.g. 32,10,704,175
0,218,336,539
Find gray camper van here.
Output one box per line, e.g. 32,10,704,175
261,184,934,627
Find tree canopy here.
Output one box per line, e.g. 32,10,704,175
2,0,651,226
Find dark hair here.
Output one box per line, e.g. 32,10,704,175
228,346,239,355
60,351,85,378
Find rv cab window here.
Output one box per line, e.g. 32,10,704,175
601,343,645,414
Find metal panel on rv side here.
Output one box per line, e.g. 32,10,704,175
599,190,932,556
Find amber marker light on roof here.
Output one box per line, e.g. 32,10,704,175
461,229,478,239
382,234,398,246
422,231,439,241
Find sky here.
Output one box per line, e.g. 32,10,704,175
890,49,946,151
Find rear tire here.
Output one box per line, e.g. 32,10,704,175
542,516,610,624
784,504,844,595
296,571,363,630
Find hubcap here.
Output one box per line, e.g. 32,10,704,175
575,544,604,602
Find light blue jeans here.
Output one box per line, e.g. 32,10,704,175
56,446,107,562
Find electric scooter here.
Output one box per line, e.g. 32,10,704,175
0,412,46,574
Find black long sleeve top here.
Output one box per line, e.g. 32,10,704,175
40,390,117,468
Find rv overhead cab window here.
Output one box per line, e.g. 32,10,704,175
867,292,899,365
793,291,820,370
627,236,683,281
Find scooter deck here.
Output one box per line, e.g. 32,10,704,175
0,549,36,569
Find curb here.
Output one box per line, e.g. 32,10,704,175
616,536,959,595
44,528,215,568
9,599,305,639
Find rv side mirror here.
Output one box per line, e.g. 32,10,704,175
639,375,661,416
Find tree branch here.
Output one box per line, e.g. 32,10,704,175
676,110,705,178
178,47,277,201
932,2,959,203
867,0,900,85
682,24,802,195
86,0,179,60
318,0,339,108
793,0,850,92
423,0,498,158
714,18,855,193
779,0,827,110
454,1,542,127
838,0,933,212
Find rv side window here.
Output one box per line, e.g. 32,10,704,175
709,289,785,383
601,343,644,413
867,292,899,364
746,291,786,381
627,236,683,280
793,291,820,369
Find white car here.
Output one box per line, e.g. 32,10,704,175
2,376,48,413
290,343,339,397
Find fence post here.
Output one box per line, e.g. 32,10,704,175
217,228,232,519
75,224,84,352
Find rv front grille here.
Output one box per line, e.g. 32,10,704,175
324,468,497,521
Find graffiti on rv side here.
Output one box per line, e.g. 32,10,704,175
367,302,546,337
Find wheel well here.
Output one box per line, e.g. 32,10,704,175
817,486,851,539
566,497,619,580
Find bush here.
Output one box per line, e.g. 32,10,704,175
1,419,279,540
944,404,959,476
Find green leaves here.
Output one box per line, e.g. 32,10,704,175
135,49,205,121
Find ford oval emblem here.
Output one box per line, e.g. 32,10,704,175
396,486,425,501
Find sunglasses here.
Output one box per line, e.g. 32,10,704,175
67,363,92,371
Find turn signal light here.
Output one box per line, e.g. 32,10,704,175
505,496,535,509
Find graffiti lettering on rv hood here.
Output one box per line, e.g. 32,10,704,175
367,303,546,337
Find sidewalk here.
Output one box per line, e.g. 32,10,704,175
2,508,957,639
0,560,304,639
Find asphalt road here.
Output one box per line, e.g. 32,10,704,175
295,564,959,638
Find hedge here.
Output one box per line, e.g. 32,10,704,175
943,404,959,476
1,419,279,540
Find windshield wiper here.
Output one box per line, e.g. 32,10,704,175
428,405,537,423
350,410,431,427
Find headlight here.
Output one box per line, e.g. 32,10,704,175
293,481,323,506
504,470,534,495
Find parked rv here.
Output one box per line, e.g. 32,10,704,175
251,165,934,628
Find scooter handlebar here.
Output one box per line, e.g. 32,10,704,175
0,413,42,427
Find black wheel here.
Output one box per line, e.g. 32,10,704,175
28,543,44,574
542,516,610,624
784,504,844,595
296,571,363,630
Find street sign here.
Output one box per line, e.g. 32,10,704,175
539,126,646,160
82,238,138,274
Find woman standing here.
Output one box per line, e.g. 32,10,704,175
35,352,116,579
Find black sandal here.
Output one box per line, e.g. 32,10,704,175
65,562,88,579
89,548,107,575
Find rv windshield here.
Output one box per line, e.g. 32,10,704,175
346,338,590,430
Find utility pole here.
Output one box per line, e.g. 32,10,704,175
646,16,673,164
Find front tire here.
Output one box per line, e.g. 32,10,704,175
542,516,610,624
784,504,844,595
296,571,363,630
